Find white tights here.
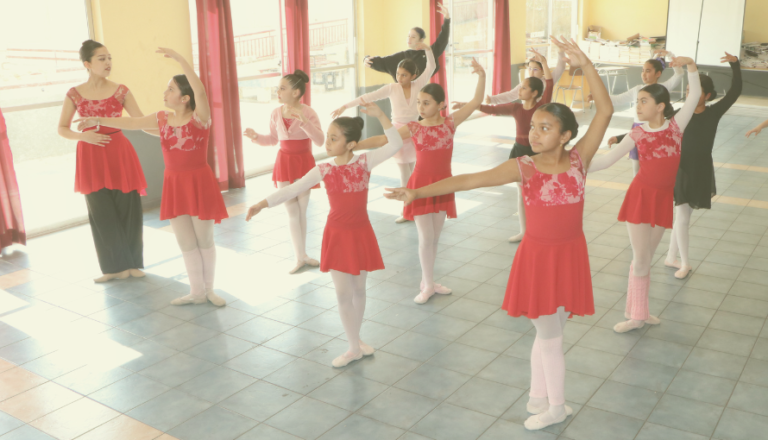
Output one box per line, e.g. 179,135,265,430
631,159,640,176
170,215,216,297
277,181,312,264
397,162,415,216
414,212,446,291
514,183,527,238
331,270,367,356
529,307,569,422
667,203,693,268
627,222,666,277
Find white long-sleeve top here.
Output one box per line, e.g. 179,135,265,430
609,56,684,123
253,105,325,146
266,126,403,207
488,53,567,105
589,70,701,173
343,49,436,124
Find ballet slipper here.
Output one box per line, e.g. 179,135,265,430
527,397,549,415
664,259,681,269
395,216,410,224
129,268,146,278
93,270,130,283
171,294,207,306
359,341,375,356
206,289,226,307
524,405,573,431
420,281,452,295
332,350,363,368
303,257,320,267
613,319,645,333
624,312,661,325
289,261,307,274
674,266,692,279
509,232,525,243
413,288,435,304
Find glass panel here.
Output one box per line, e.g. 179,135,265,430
449,0,494,103
0,0,91,232
309,0,356,130
551,0,574,44
526,0,549,47
450,53,494,102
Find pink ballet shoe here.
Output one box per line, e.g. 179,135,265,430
664,259,681,269
614,319,645,333
332,350,363,368
413,289,435,305
129,268,146,278
524,406,573,430
527,400,549,415
674,266,692,279
206,289,226,307
509,232,525,243
94,270,130,283
624,312,660,325
171,294,207,306
395,216,410,224
304,257,320,267
420,281,452,295
359,341,375,356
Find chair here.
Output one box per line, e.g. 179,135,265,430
596,66,630,94
554,66,588,110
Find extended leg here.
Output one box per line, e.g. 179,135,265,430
331,270,366,367
414,213,438,304
278,181,314,274
191,216,225,306
169,215,206,305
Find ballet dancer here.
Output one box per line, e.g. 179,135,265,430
386,36,612,431
364,3,450,81
58,40,150,283
245,101,403,367
243,70,323,273
76,47,228,307
331,42,435,223
597,50,684,176
453,50,553,243
589,55,701,333
357,58,486,304
485,47,566,105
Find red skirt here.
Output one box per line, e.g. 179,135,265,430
75,129,147,196
618,156,678,228
272,140,319,189
403,170,457,220
320,222,384,275
160,166,229,224
502,203,594,319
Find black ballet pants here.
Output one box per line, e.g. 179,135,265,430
84,188,144,274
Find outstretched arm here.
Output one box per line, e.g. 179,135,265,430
432,3,451,59
156,47,210,123
488,84,521,105
354,125,411,151
362,106,404,169
246,167,324,220
746,119,768,138
710,53,742,117
75,113,160,132
451,58,486,126
122,90,160,136
385,159,521,204
413,42,436,90
670,57,700,132
588,135,636,172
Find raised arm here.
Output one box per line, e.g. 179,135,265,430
338,84,393,117
588,134,636,172
551,51,567,84
710,53,742,117
432,5,451,60
658,50,684,93
550,36,614,168
385,159,521,204
451,58,486,126
157,47,210,123
531,49,552,81
364,120,404,170
413,43,436,90
354,124,411,151
368,52,403,79
669,57,700,132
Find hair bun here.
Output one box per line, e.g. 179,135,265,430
352,116,365,130
293,69,309,83
655,58,667,70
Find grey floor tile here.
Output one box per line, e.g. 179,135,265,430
126,388,212,432
88,373,171,413
0,412,24,437
357,387,440,430
264,396,350,440
476,354,531,389
446,377,524,417
708,311,765,337
727,382,768,417
395,364,472,401
643,319,706,346
666,369,737,406
262,301,326,326
576,327,641,356
117,311,184,338
696,328,757,356
561,406,643,440
139,352,216,387
410,403,496,440
634,422,709,440
628,337,692,368
121,339,180,372
438,298,499,323
262,327,332,357
308,372,388,411
297,311,346,337
659,302,716,327
480,310,533,334
225,316,294,344
236,424,302,440
718,295,768,319
168,406,258,440
263,358,340,394
219,381,301,421
151,322,219,352
740,358,768,387
672,287,726,309
478,418,558,440
713,408,768,440
586,380,661,420
648,394,724,437
426,342,498,376
87,302,153,326
344,351,421,386
565,346,624,378
682,347,748,380
184,333,255,365
0,424,56,440
370,304,434,330
190,307,255,332
177,366,257,403
53,364,132,395
382,331,452,362
317,414,404,440
411,314,477,341
564,370,605,404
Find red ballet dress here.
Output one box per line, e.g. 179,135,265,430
273,118,320,189
318,154,384,275
502,149,594,319
403,115,457,220
66,85,147,196
157,111,228,224
618,118,682,228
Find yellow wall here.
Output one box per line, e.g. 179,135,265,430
583,0,668,41
510,0,526,64
744,0,768,43
91,0,194,114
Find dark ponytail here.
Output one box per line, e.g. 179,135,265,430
537,103,579,144
79,39,104,62
397,58,419,77
527,77,544,99
283,69,310,97
333,116,365,143
640,84,674,119
420,83,445,105
173,74,196,111
412,27,426,40
700,74,717,101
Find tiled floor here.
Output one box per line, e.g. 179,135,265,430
1,103,768,440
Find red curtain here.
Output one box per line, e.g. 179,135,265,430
493,0,511,95
430,0,449,116
0,108,25,249
284,0,311,105
195,0,244,190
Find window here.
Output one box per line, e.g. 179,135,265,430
0,0,91,234
526,0,577,59
447,0,495,104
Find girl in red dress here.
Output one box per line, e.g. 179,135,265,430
243,70,324,274
58,40,150,283
588,56,701,333
246,101,402,368
357,59,486,305
386,37,613,431
76,47,228,307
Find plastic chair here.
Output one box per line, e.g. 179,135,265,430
554,66,588,110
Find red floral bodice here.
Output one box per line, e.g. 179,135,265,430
517,149,586,207
318,154,371,193
157,111,211,152
66,84,129,118
630,118,682,162
407,115,455,152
